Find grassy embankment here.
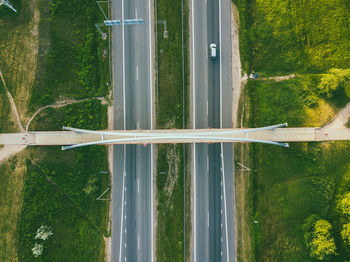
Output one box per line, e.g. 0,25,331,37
0,1,37,261
19,100,109,261
0,0,110,261
155,0,190,260
235,0,350,261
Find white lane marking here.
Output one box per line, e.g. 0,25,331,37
192,0,196,130
148,0,154,258
137,179,140,194
151,145,154,262
221,143,230,262
207,156,209,171
193,144,197,262
192,0,196,258
138,235,140,250
125,257,126,262
122,0,126,130
208,212,209,227
124,215,126,220
125,243,126,248
137,122,140,130
219,0,223,129
148,0,153,131
135,8,138,18
125,187,126,192
207,100,208,116
119,147,126,262
125,229,126,233
136,66,139,81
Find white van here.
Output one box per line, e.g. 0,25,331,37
209,43,217,60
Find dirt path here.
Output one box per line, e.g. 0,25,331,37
324,102,350,129
25,97,107,131
0,145,26,163
1,68,107,161
0,69,25,132
259,73,295,82
231,4,244,128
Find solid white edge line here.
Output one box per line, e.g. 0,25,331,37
119,0,126,260
219,0,222,129
119,146,126,262
221,143,230,262
136,66,139,81
218,0,229,259
138,234,140,250
193,143,196,262
148,0,154,260
192,0,196,260
122,0,126,130
150,144,154,262
208,212,209,227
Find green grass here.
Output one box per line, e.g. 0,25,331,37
28,0,109,111
236,0,350,75
156,0,189,129
235,0,350,260
0,79,14,133
28,100,108,131
155,0,190,260
156,144,185,261
18,102,109,262
0,155,26,262
247,79,350,261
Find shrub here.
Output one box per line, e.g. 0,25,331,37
339,192,350,216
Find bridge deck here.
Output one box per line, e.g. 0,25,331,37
1,128,350,146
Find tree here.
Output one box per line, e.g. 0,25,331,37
35,225,53,241
318,68,350,98
339,192,350,216
302,214,321,248
32,243,43,257
309,219,337,260
341,223,350,246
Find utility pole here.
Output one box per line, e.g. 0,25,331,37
0,0,17,12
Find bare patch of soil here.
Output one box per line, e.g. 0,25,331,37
259,74,296,82
324,102,350,129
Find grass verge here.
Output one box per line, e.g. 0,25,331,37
246,78,350,261
0,153,26,262
234,83,254,262
0,1,43,260
18,101,110,261
235,0,350,75
28,0,109,111
155,0,190,259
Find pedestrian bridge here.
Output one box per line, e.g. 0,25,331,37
1,123,350,150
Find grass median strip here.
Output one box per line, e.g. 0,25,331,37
155,0,190,260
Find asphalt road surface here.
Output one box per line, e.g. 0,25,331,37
111,0,153,261
192,0,235,260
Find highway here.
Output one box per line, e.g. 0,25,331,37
192,0,235,260
111,0,153,261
